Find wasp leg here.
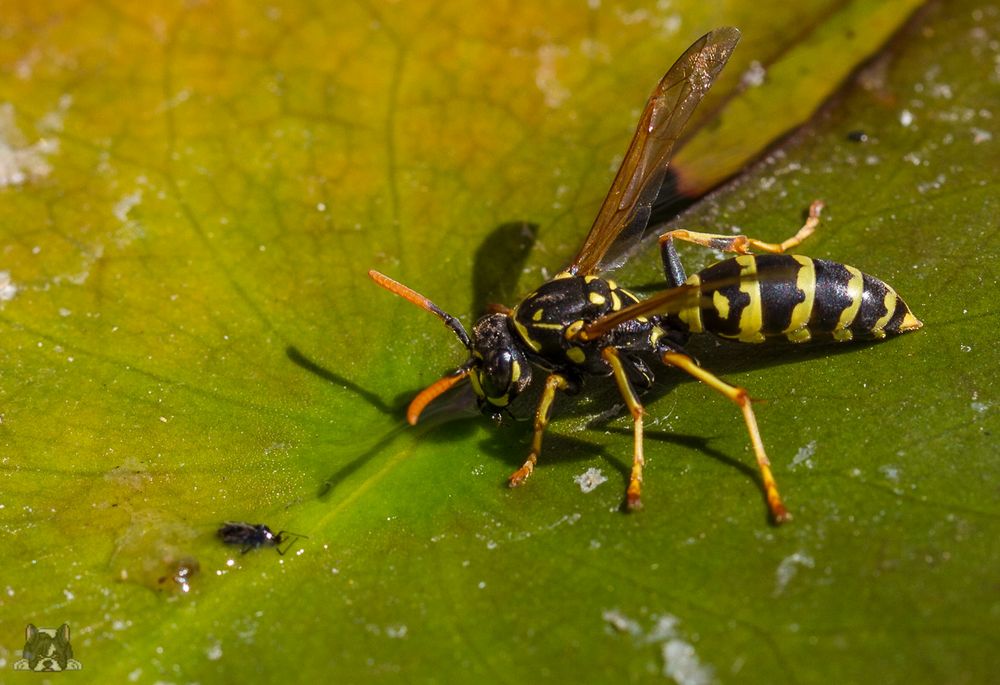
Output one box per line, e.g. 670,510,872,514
602,347,646,511
275,532,307,556
661,351,790,524
660,199,824,257
509,374,570,487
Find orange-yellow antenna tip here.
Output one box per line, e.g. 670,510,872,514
368,270,431,310
406,370,471,425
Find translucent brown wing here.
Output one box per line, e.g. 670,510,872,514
567,27,741,276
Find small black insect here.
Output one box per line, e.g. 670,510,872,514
847,129,870,143
217,522,306,555
369,27,921,523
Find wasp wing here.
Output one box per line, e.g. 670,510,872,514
567,27,740,276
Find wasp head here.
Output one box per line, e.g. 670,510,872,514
368,271,534,424
467,313,532,420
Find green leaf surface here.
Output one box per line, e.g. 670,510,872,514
1,1,996,683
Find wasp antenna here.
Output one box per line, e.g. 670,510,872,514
369,270,472,349
407,367,471,425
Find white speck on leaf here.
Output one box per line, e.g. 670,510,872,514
774,552,815,596
646,614,680,643
971,127,992,144
603,610,715,684
741,60,766,88
790,441,816,470
916,174,946,194
602,609,643,638
574,467,608,493
880,464,900,482
113,190,143,223
0,103,57,187
535,45,570,108
663,639,715,685
0,271,18,305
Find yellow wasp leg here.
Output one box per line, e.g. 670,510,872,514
601,348,647,511
661,351,790,524
508,374,570,487
661,199,824,255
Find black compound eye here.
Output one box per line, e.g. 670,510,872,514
480,352,512,399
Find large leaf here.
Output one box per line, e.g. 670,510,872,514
1,1,996,683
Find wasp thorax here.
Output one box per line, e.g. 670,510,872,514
468,313,532,414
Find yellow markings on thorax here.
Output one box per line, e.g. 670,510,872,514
564,319,585,340
618,287,641,309
588,291,606,306
562,319,588,364
524,306,563,331
870,287,899,339
734,255,765,343
784,255,816,343
677,274,703,333
833,265,865,342
512,317,543,352
610,291,622,311
554,271,573,280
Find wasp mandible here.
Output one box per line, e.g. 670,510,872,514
370,27,921,523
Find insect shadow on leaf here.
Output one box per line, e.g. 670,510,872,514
472,221,540,316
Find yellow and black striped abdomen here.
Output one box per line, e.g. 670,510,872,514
675,254,921,344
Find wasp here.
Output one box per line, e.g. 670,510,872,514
217,522,306,555
369,27,921,523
